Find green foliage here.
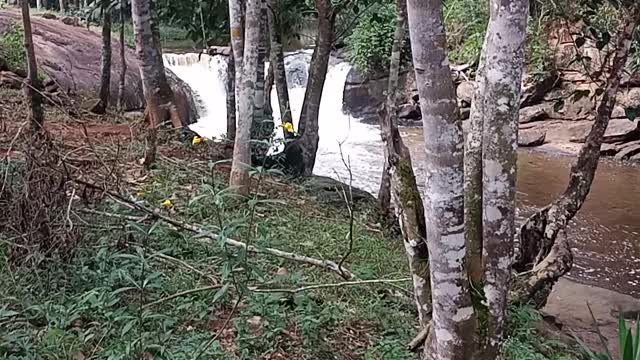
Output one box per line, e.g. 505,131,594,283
443,0,490,66
575,307,640,360
347,2,398,76
156,0,229,46
0,26,25,73
502,306,581,360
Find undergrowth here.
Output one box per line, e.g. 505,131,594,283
0,25,26,73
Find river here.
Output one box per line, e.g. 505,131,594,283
164,52,640,297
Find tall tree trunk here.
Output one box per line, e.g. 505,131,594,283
265,60,274,119
512,9,640,308
36,0,42,10
296,0,335,176
406,0,476,358
378,159,392,222
229,0,260,194
91,0,112,114
380,0,431,328
229,0,244,116
251,0,270,159
58,0,64,12
478,0,529,355
20,0,43,133
267,0,293,138
117,0,126,111
226,45,237,141
131,0,181,167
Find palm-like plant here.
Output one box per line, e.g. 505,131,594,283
576,305,640,360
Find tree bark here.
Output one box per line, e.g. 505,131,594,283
380,0,431,328
58,0,64,12
91,0,112,114
406,0,476,358
512,9,639,308
228,0,244,112
117,0,126,111
267,0,294,138
478,0,529,355
36,0,41,10
265,60,274,119
296,0,335,176
250,0,271,159
226,44,237,141
229,0,261,194
20,0,44,133
131,0,182,167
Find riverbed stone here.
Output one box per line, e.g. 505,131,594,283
615,141,640,160
570,119,640,143
456,81,475,106
616,87,640,109
520,103,550,123
599,143,621,156
518,129,546,147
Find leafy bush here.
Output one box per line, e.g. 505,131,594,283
0,26,26,73
443,0,490,66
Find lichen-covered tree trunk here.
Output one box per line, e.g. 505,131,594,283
131,0,182,167
229,0,260,194
296,0,334,176
91,0,112,114
228,0,244,109
379,0,431,327
117,0,126,111
378,158,392,222
226,46,237,141
267,0,294,138
512,9,639,308
479,0,529,355
250,0,272,159
406,0,476,358
20,0,43,133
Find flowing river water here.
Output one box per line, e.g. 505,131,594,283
164,52,640,297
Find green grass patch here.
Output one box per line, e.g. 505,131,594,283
0,25,26,73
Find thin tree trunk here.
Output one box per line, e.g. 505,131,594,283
117,0,126,111
20,0,43,133
265,60,274,119
296,0,334,176
251,0,270,159
512,9,639,308
406,0,476,358
229,0,244,115
380,0,431,328
131,0,181,167
36,0,42,10
58,0,64,12
267,0,293,138
91,0,112,114
478,0,529,355
226,45,237,141
378,159,392,222
229,0,260,194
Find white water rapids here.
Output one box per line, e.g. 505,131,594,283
163,52,383,191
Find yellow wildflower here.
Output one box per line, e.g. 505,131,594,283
161,199,174,209
280,122,294,134
192,136,205,145
136,191,146,198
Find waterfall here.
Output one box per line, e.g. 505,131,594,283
163,51,383,191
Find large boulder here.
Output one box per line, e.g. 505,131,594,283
615,141,640,160
570,119,640,144
0,10,198,125
456,81,475,106
518,129,546,147
519,103,550,124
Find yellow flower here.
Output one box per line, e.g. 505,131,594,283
192,136,204,145
280,122,294,134
161,199,174,209
136,191,146,198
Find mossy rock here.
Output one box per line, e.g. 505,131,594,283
301,176,376,207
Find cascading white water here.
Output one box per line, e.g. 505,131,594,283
163,51,384,191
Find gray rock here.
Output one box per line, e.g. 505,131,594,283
599,143,621,156
520,103,550,124
123,111,144,121
519,129,546,147
570,119,640,143
302,176,375,205
616,87,640,109
615,141,640,160
456,81,476,105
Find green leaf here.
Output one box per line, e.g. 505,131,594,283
623,329,634,360
121,319,137,337
620,313,629,359
625,107,640,121
211,284,229,305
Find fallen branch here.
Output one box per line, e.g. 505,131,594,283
142,285,224,309
407,323,431,351
249,278,410,294
73,179,355,280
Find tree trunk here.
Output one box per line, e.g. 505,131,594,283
131,0,182,167
406,0,476,358
477,0,529,355
265,60,274,119
226,44,237,141
267,0,293,138
250,0,271,159
512,10,639,308
36,0,41,10
296,0,334,176
229,0,260,194
58,0,64,12
91,0,112,114
378,159,392,222
20,0,43,133
229,0,244,111
117,0,126,111
380,0,431,328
